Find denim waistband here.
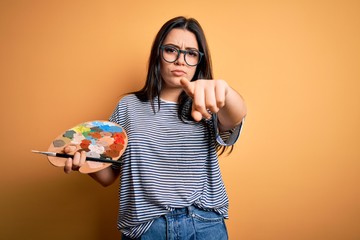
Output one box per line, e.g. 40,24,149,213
166,205,196,217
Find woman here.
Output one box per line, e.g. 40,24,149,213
64,16,247,240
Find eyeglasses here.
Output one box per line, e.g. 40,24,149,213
160,45,204,66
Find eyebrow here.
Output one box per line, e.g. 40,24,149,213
163,43,199,51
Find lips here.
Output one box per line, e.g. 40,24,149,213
171,70,186,77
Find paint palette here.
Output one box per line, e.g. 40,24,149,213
47,120,127,173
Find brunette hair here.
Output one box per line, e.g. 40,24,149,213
134,16,212,109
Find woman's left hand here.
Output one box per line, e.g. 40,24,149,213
180,77,229,122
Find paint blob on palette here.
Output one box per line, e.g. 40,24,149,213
48,120,127,173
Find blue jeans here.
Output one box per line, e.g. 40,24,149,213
121,205,228,240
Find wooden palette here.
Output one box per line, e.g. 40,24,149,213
47,120,127,173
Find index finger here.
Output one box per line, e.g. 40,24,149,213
180,77,194,98
64,158,73,174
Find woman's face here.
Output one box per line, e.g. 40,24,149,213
160,28,199,91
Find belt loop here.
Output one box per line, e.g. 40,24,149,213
187,205,193,217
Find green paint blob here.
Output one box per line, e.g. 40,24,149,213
63,130,76,139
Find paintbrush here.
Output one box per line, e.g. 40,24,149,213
31,150,121,165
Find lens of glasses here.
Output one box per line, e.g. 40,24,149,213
161,46,202,66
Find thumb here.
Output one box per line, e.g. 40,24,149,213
180,77,194,97
63,144,77,154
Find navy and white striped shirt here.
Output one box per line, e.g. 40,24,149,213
109,94,242,238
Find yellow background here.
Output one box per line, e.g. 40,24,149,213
1,0,359,239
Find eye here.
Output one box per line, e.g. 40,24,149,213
187,50,199,57
164,46,178,54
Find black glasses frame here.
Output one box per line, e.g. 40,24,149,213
160,45,204,66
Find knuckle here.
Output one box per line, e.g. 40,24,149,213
193,102,205,110
206,103,216,110
216,99,225,108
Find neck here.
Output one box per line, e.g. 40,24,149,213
160,88,182,103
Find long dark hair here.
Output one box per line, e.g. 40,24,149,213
134,16,212,107
133,16,232,154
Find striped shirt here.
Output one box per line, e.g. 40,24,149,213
109,94,242,238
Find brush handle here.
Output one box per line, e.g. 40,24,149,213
55,153,121,165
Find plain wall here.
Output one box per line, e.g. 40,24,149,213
1,0,359,239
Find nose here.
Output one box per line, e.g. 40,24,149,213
175,51,186,65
